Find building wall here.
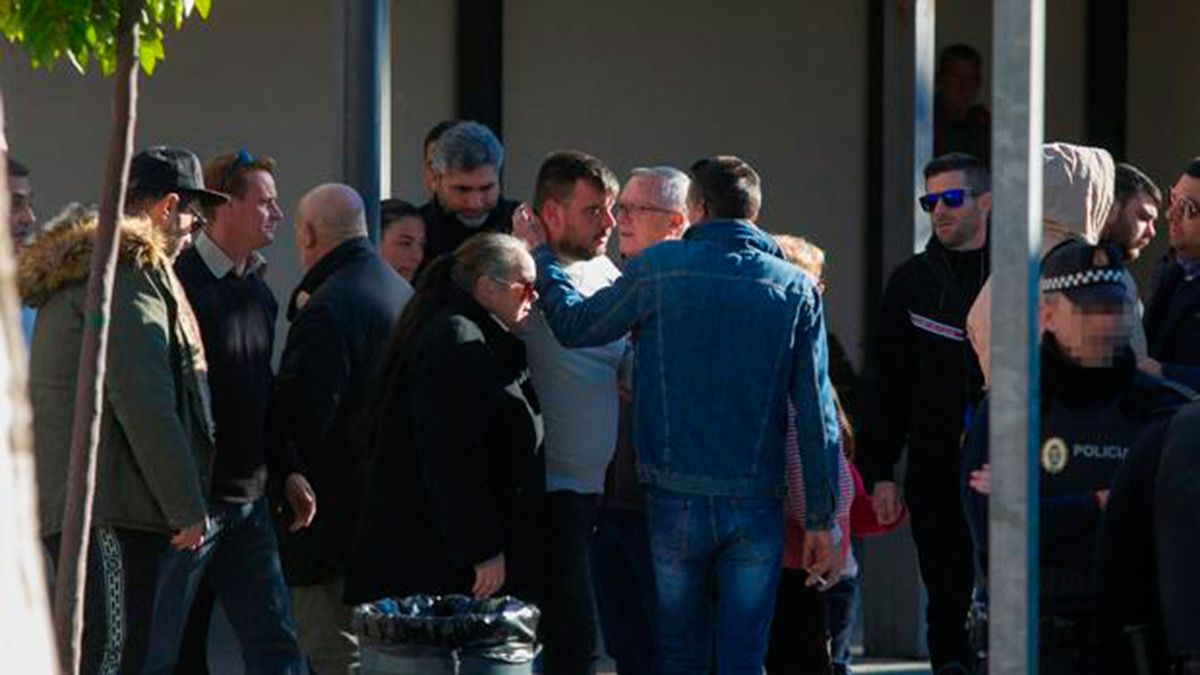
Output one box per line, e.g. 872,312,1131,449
0,0,343,354
1126,1,1200,284
391,0,457,201
935,0,1087,144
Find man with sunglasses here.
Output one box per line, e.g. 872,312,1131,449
1141,157,1200,390
858,152,991,675
29,146,225,674
144,150,307,674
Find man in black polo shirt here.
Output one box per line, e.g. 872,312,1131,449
144,149,309,674
418,121,519,275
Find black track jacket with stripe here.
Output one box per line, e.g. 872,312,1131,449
860,235,989,489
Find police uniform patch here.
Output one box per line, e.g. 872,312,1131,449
1041,437,1069,474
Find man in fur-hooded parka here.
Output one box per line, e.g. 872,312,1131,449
19,206,214,539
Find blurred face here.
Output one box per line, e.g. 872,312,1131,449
9,174,35,249
542,179,616,262
1104,192,1158,261
940,58,981,114
477,256,537,331
220,170,282,250
434,165,501,225
1040,293,1132,367
1167,174,1200,258
380,215,426,281
617,176,687,257
922,170,991,251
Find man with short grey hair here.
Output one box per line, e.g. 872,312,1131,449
616,166,691,258
591,165,691,675
419,121,520,275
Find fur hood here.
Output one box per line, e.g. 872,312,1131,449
19,207,170,308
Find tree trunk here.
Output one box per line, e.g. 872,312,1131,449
0,91,58,673
52,0,140,672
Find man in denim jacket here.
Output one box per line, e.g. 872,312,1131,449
517,155,841,674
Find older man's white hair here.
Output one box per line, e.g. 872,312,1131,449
629,166,690,213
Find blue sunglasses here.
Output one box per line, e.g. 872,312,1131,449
918,188,975,212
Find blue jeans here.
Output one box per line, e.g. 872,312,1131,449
144,498,304,674
826,576,860,675
645,489,784,675
589,508,660,675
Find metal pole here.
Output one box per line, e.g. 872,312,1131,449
989,1,1045,673
343,0,387,243
911,0,935,252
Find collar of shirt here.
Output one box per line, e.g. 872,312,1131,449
193,230,267,278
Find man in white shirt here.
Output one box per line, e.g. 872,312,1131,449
522,151,624,675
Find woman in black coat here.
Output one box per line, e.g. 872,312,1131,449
346,233,546,606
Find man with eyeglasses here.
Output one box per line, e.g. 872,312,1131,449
144,149,308,674
616,167,691,258
29,146,225,674
859,152,991,675
588,165,691,675
517,151,623,675
1141,157,1200,390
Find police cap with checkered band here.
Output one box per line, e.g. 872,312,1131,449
1040,240,1128,306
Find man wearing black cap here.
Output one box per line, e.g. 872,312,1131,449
962,241,1190,674
125,145,230,255
24,146,225,674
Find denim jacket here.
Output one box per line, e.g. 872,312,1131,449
533,219,840,529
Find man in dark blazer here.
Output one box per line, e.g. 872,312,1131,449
1142,157,1200,390
275,183,413,674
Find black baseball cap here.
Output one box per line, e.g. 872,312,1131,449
129,146,229,207
1039,240,1127,306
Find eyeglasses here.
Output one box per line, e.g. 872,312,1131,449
490,275,537,301
918,188,976,212
1169,190,1200,220
218,147,256,193
615,202,676,218
182,200,209,232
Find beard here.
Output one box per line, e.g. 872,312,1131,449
455,211,490,228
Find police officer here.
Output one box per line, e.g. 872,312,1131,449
1099,396,1200,675
1149,404,1200,674
963,240,1190,674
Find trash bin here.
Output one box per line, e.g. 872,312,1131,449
353,595,540,675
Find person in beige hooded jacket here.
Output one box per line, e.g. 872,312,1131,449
966,142,1147,386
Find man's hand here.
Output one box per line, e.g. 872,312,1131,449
872,481,903,525
285,472,317,532
473,553,506,599
1139,357,1163,377
511,203,546,250
801,529,834,583
968,463,992,496
171,517,208,551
